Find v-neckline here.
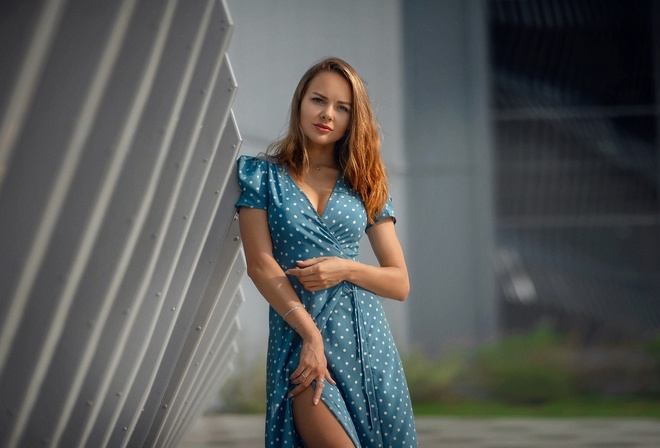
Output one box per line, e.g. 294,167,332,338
285,167,341,218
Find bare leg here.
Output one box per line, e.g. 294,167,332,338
292,385,355,448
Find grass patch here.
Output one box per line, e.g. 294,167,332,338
404,324,660,418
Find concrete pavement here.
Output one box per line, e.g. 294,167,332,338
179,414,660,447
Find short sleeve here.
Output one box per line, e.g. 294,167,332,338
235,155,269,211
367,196,396,229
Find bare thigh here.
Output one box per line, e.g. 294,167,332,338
291,385,355,448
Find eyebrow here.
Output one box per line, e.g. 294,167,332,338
311,91,352,106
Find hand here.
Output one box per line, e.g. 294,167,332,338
288,334,336,405
285,257,348,292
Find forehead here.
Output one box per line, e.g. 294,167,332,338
306,71,352,100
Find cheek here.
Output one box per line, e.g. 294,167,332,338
339,115,351,134
299,103,311,120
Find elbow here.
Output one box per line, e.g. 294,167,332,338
246,263,259,282
384,268,409,302
245,258,271,282
393,278,410,302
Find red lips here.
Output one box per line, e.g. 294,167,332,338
314,123,332,132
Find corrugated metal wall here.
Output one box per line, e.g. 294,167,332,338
0,1,244,447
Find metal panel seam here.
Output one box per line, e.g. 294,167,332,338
161,264,244,446
0,0,69,192
101,4,233,445
0,0,113,380
4,1,141,446
74,0,181,445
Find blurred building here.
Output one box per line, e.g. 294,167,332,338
489,0,660,341
229,0,659,358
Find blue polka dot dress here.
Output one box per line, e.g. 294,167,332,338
235,155,418,448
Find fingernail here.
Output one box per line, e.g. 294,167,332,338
313,399,318,405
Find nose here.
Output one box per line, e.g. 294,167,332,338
321,105,333,121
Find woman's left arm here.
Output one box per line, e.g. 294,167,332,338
286,218,410,301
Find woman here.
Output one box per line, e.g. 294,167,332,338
235,57,418,447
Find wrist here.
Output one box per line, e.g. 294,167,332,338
294,313,319,340
343,258,360,284
282,304,319,339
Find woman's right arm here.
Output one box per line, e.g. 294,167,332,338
238,207,304,318
238,207,335,404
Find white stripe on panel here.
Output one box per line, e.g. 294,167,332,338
166,328,241,448
179,322,242,442
115,94,237,448
105,21,236,448
0,0,68,192
0,0,74,379
73,1,180,446
168,344,238,448
94,2,226,446
143,132,241,447
47,0,186,444
163,286,244,448
151,213,242,447
162,281,243,445
128,120,241,447
4,1,141,446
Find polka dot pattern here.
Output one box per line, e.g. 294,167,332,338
236,156,418,447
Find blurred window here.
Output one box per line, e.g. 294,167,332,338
489,0,659,335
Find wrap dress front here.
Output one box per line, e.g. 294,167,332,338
235,155,418,448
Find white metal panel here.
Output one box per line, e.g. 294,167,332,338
124,114,242,448
143,209,244,447
159,259,245,447
167,334,241,448
0,1,243,447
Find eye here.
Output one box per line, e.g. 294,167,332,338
338,105,350,113
311,97,324,104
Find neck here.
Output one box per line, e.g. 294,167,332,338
306,146,337,170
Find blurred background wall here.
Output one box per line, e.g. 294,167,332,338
226,0,417,355
228,0,659,361
489,0,660,342
226,0,497,358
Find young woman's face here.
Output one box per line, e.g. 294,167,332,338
299,71,352,153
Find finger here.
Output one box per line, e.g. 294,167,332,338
312,378,325,405
298,259,327,271
324,370,336,386
288,380,310,398
289,376,307,389
289,368,307,381
304,282,325,292
285,267,303,277
285,267,313,278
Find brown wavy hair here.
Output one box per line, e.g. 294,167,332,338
268,57,388,224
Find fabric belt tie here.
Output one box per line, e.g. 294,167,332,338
345,283,379,435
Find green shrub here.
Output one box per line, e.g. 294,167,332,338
646,333,660,396
646,333,660,368
218,355,267,413
403,349,465,404
470,324,575,404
